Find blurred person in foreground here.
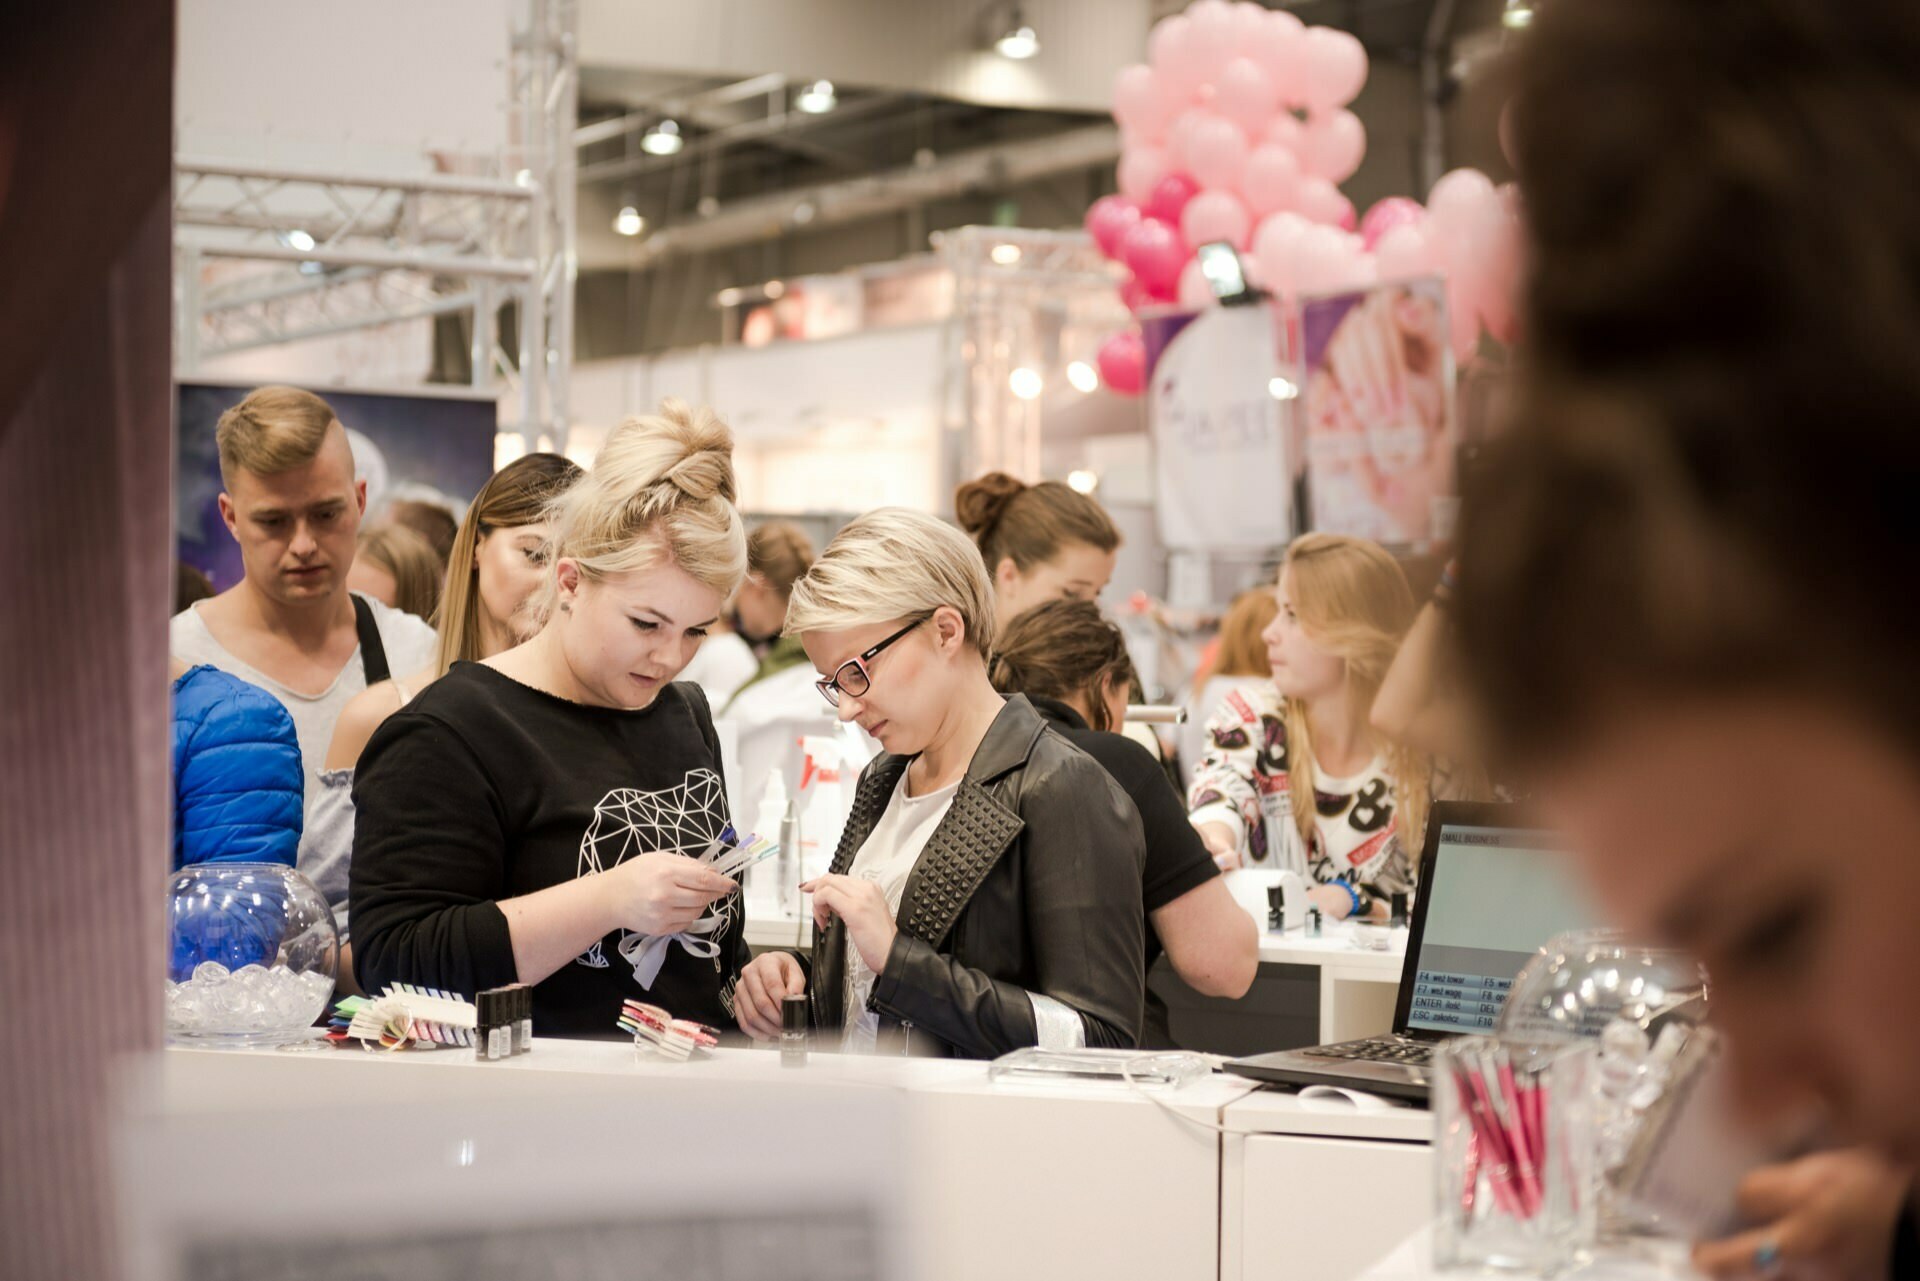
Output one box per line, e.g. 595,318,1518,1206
1456,1,1920,1275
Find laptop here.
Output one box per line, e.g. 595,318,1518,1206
1224,801,1600,1102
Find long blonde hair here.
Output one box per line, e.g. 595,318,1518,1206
432,452,582,676
1279,534,1431,858
537,399,748,620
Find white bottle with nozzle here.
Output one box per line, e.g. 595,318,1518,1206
748,769,788,913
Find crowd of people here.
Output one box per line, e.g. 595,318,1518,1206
168,376,1477,1054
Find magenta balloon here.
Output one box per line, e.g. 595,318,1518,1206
1096,330,1148,396
1181,189,1252,250
1120,217,1189,298
1300,108,1366,183
1146,172,1202,226
1186,115,1250,191
1117,145,1172,202
1299,27,1368,113
1112,65,1173,141
1295,175,1348,226
1359,196,1425,251
1215,57,1280,136
1085,195,1144,259
1120,274,1152,314
1240,144,1300,217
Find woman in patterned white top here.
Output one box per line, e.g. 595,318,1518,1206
1187,534,1432,921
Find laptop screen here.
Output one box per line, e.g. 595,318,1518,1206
1402,821,1602,1037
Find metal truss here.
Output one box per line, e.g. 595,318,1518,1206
173,0,578,445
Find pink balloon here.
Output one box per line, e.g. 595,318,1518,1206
1246,9,1304,97
1117,145,1172,202
1299,109,1365,183
1146,172,1201,226
1177,257,1217,311
1229,2,1270,45
1185,0,1239,78
1119,273,1152,313
1097,330,1148,396
1181,189,1252,249
1374,224,1433,279
1335,195,1358,233
1252,210,1312,296
1359,196,1425,251
1149,16,1206,104
1299,27,1368,113
1120,217,1189,299
1186,115,1250,191
1295,175,1348,227
1265,112,1305,154
1426,168,1499,236
1084,194,1144,258
1291,224,1353,295
1112,65,1174,142
1214,58,1280,137
1240,144,1300,217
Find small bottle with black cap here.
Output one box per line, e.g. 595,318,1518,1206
781,994,808,1068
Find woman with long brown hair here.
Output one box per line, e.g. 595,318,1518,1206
1188,534,1432,920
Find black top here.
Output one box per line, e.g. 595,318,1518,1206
1030,696,1223,1048
350,662,747,1037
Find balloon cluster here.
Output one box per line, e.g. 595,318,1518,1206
1087,0,1523,395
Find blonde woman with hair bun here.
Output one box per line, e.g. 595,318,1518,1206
1188,534,1434,920
351,401,753,1036
732,507,1147,1058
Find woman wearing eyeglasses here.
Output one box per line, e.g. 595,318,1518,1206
731,508,1147,1057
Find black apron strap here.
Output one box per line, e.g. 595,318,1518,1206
351,594,391,686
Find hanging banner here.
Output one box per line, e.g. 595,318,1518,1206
1298,276,1457,546
1142,303,1297,553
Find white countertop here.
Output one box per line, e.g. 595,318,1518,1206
1257,917,1409,980
1222,1082,1434,1143
1360,1224,1698,1279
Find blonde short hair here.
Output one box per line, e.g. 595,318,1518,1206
216,385,340,486
784,508,996,659
539,399,746,616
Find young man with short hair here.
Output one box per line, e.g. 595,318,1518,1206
170,385,436,924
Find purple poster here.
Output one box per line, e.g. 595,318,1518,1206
176,381,498,591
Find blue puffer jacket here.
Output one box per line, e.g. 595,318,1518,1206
171,665,304,870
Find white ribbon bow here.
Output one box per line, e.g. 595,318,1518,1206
618,911,724,989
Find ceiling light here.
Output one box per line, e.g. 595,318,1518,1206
697,195,720,217
1268,376,1300,401
282,229,316,252
612,206,645,237
1009,367,1044,400
1067,361,1099,394
1066,470,1099,495
716,287,745,307
1502,0,1535,28
990,243,1022,266
640,119,683,156
790,200,817,226
995,12,1040,60
513,169,533,187
764,280,786,299
795,80,837,115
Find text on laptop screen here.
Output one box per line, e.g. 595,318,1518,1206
1406,824,1602,1036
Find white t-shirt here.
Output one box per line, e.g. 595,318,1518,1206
168,593,438,915
678,631,757,708
840,769,959,1053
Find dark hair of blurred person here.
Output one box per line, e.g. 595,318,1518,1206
174,560,215,614
347,523,441,621
387,497,458,569
1455,1,1920,1275
991,598,1256,1045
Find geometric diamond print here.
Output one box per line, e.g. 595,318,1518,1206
574,768,730,969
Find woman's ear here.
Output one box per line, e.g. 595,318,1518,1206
554,558,582,608
931,604,968,654
995,557,1021,592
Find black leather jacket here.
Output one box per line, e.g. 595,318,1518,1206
807,695,1147,1058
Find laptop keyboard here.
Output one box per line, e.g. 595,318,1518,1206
1300,1036,1433,1066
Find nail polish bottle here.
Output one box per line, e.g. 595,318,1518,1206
781,994,808,1068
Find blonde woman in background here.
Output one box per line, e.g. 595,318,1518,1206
312,453,583,988
1188,534,1432,920
350,402,747,1035
347,522,443,622
732,508,1145,1057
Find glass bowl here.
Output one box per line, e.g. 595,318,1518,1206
165,863,338,1047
